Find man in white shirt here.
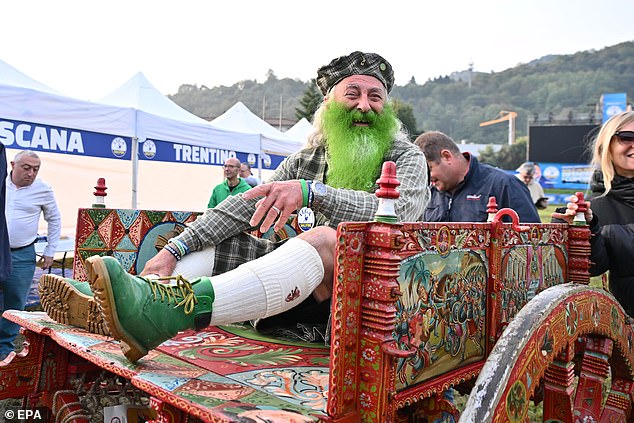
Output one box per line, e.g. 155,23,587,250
516,162,548,210
1,150,61,359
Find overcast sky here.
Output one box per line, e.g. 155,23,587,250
2,0,632,100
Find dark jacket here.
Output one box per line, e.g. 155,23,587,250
587,171,634,316
0,144,11,279
424,154,541,223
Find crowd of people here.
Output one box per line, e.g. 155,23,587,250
0,51,631,369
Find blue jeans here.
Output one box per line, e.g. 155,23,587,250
0,245,36,358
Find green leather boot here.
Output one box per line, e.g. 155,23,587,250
86,256,214,362
38,274,109,335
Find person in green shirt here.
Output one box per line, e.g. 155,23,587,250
207,158,252,208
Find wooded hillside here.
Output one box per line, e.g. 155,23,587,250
169,41,634,145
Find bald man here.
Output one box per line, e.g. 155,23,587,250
207,157,252,208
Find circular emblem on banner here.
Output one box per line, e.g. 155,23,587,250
297,207,315,232
607,104,624,118
142,140,156,159
111,137,127,158
262,154,272,168
247,153,256,166
543,166,560,181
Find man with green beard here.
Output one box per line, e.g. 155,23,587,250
39,51,430,362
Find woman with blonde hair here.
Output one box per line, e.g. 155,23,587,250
556,111,634,316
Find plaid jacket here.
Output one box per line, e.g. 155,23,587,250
176,137,429,274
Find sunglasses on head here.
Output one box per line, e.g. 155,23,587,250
614,131,634,145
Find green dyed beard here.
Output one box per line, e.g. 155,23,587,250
322,102,398,191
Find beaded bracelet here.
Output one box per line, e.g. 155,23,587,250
170,238,189,256
300,179,309,207
164,243,182,261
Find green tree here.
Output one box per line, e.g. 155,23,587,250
391,99,418,139
295,79,322,121
478,138,527,170
265,69,278,82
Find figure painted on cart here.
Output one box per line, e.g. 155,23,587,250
415,131,541,223
553,111,634,316
1,150,61,360
207,157,252,208
39,51,430,362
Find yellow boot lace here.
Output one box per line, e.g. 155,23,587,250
141,275,199,315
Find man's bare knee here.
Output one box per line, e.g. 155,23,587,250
297,227,336,302
297,226,336,260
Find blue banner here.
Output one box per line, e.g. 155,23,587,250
535,162,593,191
139,139,286,170
511,162,593,191
601,92,627,123
0,118,132,160
0,119,288,170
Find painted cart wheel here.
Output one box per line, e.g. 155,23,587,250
460,283,634,422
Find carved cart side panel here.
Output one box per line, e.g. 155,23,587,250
392,222,490,395
487,223,571,347
327,214,591,422
329,219,407,422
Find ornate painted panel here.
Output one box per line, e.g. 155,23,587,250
72,208,202,280
393,223,490,391
490,224,569,342
5,311,328,422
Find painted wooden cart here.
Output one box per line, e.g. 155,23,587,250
0,164,632,422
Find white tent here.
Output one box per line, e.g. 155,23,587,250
97,73,263,207
212,102,304,155
211,102,304,179
0,58,137,145
0,61,276,232
1,59,61,95
0,58,141,233
99,72,208,124
0,60,305,232
285,117,314,145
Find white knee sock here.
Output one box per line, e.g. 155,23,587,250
209,238,324,326
174,247,216,279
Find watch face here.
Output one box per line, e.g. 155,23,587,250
313,181,327,196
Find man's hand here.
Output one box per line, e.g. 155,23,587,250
551,194,593,224
243,180,303,233
141,248,178,277
38,255,54,270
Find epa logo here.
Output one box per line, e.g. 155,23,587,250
5,409,43,420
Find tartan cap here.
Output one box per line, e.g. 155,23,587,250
316,51,394,95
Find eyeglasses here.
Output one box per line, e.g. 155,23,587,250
223,164,239,169
614,131,634,146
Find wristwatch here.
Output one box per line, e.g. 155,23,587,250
310,180,327,207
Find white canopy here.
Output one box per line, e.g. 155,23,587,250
0,58,137,139
100,72,208,124
285,117,314,145
1,59,61,95
212,101,304,156
98,73,260,153
0,60,304,231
